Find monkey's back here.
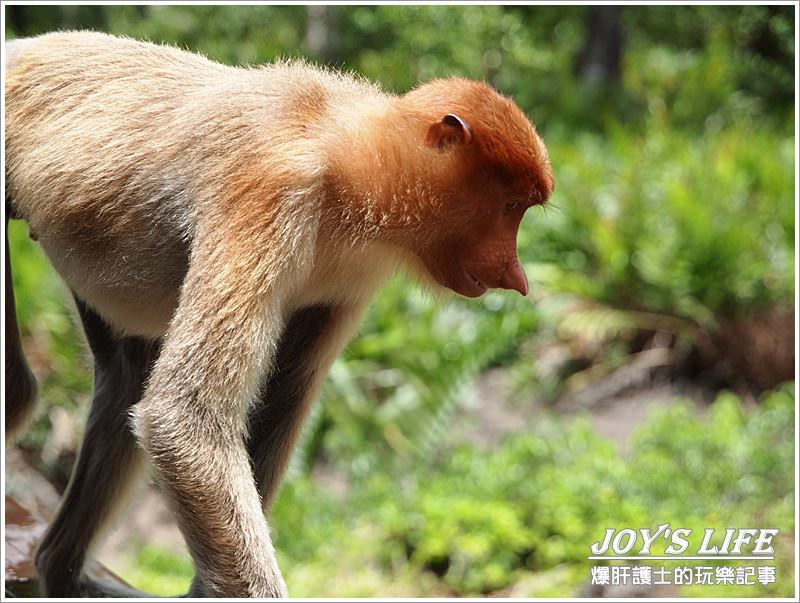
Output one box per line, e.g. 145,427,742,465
4,31,346,337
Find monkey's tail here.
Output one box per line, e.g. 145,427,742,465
4,216,38,442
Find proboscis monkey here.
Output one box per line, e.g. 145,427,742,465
4,31,553,597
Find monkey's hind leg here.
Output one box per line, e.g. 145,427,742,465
35,298,160,597
4,217,38,441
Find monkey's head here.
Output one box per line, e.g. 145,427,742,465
399,78,554,298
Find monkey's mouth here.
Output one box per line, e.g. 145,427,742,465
462,269,488,297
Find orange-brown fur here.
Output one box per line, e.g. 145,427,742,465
5,31,552,597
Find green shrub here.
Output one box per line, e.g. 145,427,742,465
529,122,794,326
353,385,794,595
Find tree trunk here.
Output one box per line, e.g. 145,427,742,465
305,5,340,66
578,6,623,85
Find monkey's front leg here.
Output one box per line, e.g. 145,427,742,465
182,303,365,597
133,231,292,598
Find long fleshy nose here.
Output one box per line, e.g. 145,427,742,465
500,257,529,296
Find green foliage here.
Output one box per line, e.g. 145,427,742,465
369,422,635,594
7,222,91,458
117,543,193,595
624,5,794,121
629,385,795,513
283,386,794,597
530,124,794,327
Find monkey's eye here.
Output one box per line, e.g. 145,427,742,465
505,201,522,212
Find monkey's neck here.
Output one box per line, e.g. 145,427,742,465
325,100,436,247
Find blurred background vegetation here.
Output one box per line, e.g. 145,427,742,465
4,4,795,598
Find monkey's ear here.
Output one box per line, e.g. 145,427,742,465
425,113,473,150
